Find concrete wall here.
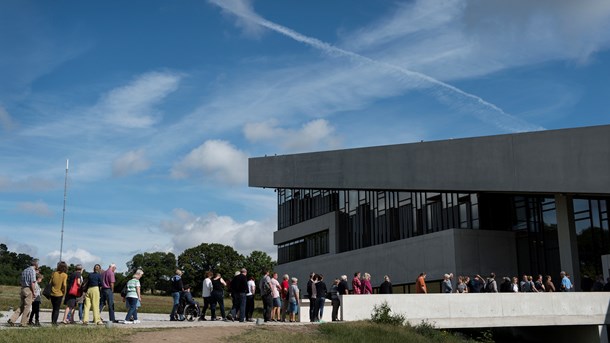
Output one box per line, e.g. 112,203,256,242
250,124,610,195
340,293,610,328
275,229,517,295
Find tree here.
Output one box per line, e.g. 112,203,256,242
0,243,36,286
243,250,276,282
177,243,244,296
126,252,177,294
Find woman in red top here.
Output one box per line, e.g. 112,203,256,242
352,272,361,294
280,274,290,322
361,273,373,294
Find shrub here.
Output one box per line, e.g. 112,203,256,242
370,301,405,326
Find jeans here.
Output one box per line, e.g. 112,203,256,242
100,288,115,321
230,292,246,322
211,290,225,319
315,297,325,321
170,292,181,319
125,297,138,321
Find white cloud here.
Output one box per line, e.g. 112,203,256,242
0,105,15,131
160,208,276,258
171,140,248,185
244,118,340,153
16,200,54,218
209,0,543,133
208,0,265,38
46,248,102,270
343,0,610,75
112,149,151,177
99,71,182,129
0,175,57,192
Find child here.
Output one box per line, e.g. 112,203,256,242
28,274,43,326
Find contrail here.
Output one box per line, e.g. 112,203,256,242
210,0,544,133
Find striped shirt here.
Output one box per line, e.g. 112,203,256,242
20,266,36,288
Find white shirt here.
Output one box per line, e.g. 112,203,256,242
247,280,255,296
202,278,213,298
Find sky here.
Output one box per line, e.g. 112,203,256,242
1,0,609,272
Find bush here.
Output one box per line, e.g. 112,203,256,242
370,301,405,326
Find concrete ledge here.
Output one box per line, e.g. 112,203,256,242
341,293,610,328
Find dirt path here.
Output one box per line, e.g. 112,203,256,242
128,325,251,343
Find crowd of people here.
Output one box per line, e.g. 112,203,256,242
7,258,610,327
6,258,136,327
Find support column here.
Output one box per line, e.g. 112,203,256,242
600,325,609,343
555,194,581,290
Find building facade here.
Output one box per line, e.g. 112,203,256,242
249,125,610,292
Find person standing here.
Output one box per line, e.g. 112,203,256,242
229,268,248,322
200,271,213,321
169,269,184,321
50,261,68,325
260,270,273,322
100,263,117,323
27,273,43,326
330,279,340,321
280,274,290,322
307,272,317,322
416,273,427,294
124,269,143,324
270,272,282,321
83,264,103,325
337,275,349,321
211,273,227,321
380,275,393,294
8,258,39,327
246,276,256,322
442,273,453,293
545,275,556,292
486,273,498,293
361,273,373,294
288,277,300,323
63,264,83,324
314,274,327,322
352,272,362,294
560,271,573,292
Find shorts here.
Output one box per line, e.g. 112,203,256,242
273,297,281,307
64,297,76,308
289,300,298,314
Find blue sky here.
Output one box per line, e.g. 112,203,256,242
1,0,609,271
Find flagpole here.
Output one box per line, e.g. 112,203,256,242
59,159,69,262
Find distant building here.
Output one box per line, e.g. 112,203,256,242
248,125,610,292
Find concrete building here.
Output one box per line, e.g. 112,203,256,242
249,125,610,293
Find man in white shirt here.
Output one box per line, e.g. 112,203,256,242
200,271,213,321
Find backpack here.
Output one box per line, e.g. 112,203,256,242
262,280,272,296
486,280,495,292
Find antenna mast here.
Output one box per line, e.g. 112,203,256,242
59,159,69,262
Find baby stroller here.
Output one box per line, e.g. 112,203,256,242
172,292,201,322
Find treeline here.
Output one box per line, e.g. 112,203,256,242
0,242,275,297
122,243,276,296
